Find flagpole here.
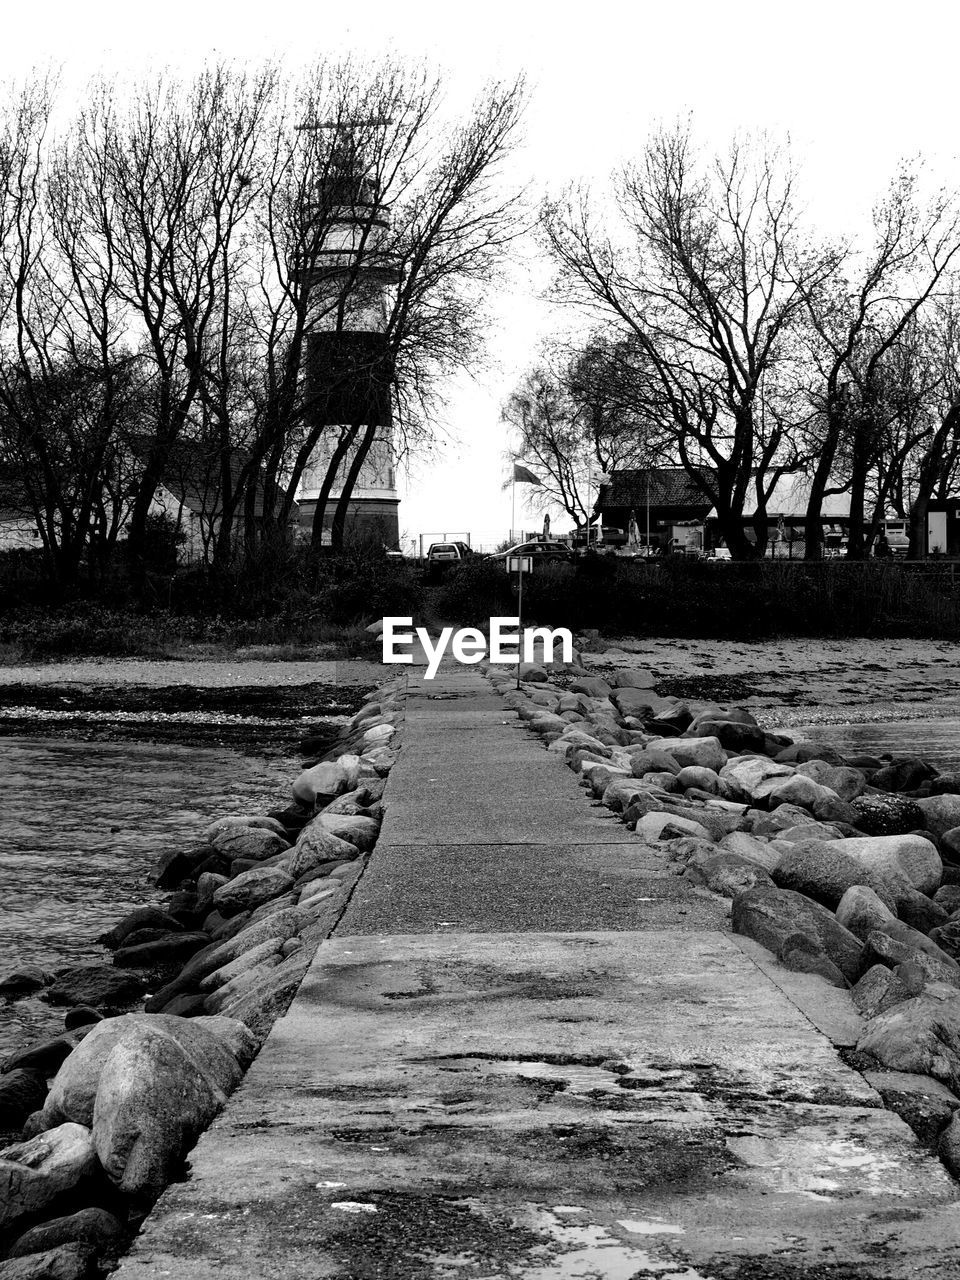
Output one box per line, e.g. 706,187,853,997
511,475,516,544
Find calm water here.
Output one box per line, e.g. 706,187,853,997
786,717,960,774
0,736,294,1056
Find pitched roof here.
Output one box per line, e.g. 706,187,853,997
597,468,716,511
130,437,287,522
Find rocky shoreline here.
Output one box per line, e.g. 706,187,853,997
487,642,960,1181
0,681,365,755
0,677,405,1279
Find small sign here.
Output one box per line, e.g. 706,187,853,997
507,556,532,574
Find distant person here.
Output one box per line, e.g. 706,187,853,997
875,534,892,558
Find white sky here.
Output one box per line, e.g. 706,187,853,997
4,0,960,549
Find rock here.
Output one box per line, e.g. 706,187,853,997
3,1035,84,1077
861,926,960,986
676,766,720,794
795,761,866,802
636,812,713,844
851,963,926,1019
151,846,214,891
0,1123,98,1230
842,834,943,895
774,822,843,844
316,813,379,853
720,758,795,804
204,815,288,844
199,938,284,992
92,1027,227,1198
930,921,960,961
917,795,960,841
629,748,682,777
942,828,960,864
0,1071,47,1132
683,852,774,897
212,866,295,917
623,795,741,843
935,885,960,913
97,907,184,950
291,762,349,807
771,844,902,911
39,1014,244,1131
217,951,312,1044
50,965,141,1018
851,794,924,837
647,736,727,774
717,832,782,873
835,885,896,941
939,1110,960,1175
190,1016,258,1070
160,995,207,1018
113,932,210,969
610,668,656,689
857,994,960,1091
362,723,395,748
287,824,358,880
865,1070,960,1149
571,676,612,698
208,826,290,863
8,1207,123,1259
872,757,938,792
731,886,862,985
687,718,768,756
764,774,844,814
0,1243,95,1279
898,892,950,936
0,968,51,998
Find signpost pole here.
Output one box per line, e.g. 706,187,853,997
516,555,524,690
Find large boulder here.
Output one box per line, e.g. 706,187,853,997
865,1070,960,1149
851,794,924,837
610,668,656,690
98,907,184,950
0,1243,96,1278
288,825,358,880
629,748,682,778
718,832,783,873
771,843,903,911
43,966,145,1012
0,1124,98,1230
0,1071,47,1133
315,813,379,853
92,1026,227,1197
860,925,960,986
763,775,854,824
212,865,294,917
39,1014,245,1131
683,851,774,898
8,1207,123,1260
216,951,313,1045
292,761,349,807
113,932,210,969
208,825,289,862
647,736,727,774
720,758,795,804
636,812,713,844
835,885,896,941
204,815,288,844
872,757,938,793
686,718,768,756
825,834,942,896
676,766,721,794
731,886,862,985
917,796,960,840
857,994,960,1091
795,761,866,802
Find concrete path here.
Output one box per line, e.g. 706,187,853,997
117,664,960,1279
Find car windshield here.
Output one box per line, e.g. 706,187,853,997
431,544,456,553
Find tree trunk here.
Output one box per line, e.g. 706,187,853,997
310,423,361,549
331,421,378,551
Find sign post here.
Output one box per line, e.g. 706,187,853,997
507,555,532,688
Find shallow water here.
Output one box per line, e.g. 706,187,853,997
783,717,960,773
0,736,295,1057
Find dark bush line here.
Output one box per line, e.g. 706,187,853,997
434,557,960,639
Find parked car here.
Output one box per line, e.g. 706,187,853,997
706,546,732,561
425,541,473,563
490,540,574,566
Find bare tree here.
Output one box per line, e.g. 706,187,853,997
796,167,960,558
543,125,834,557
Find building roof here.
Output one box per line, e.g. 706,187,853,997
597,467,716,511
130,438,286,522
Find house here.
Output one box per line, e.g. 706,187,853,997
594,467,716,549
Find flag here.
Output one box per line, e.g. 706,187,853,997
513,463,542,485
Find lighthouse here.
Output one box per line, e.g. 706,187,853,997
296,123,401,548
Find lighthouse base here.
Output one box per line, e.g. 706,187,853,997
297,496,400,549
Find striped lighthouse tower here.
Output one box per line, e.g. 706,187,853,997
296,123,401,548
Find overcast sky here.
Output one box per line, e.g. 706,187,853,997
5,0,960,549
